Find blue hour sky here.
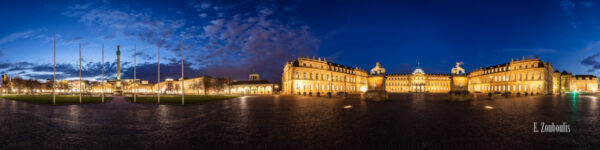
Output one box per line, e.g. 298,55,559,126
1,0,600,82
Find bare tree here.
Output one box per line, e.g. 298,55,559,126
166,82,175,94
189,81,203,95
202,77,213,95
215,77,233,94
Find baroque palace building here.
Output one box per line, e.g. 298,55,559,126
467,56,554,94
385,62,452,93
281,55,598,95
553,71,598,93
282,56,369,96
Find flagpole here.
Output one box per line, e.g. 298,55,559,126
53,37,56,105
157,43,160,104
79,42,82,104
134,43,136,103
181,39,184,105
102,44,104,103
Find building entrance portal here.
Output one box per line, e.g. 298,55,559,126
413,85,425,93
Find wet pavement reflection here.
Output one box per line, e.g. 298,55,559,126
0,94,599,149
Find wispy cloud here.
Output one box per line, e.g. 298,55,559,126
580,40,600,73
0,29,41,45
581,52,600,72
560,0,578,29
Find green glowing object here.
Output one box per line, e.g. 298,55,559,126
116,45,121,55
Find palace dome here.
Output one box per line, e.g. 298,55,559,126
412,68,425,74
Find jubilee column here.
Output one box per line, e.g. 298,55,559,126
115,45,123,95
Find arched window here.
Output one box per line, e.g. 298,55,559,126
303,72,306,79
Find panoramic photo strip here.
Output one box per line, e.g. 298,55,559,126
1,0,600,149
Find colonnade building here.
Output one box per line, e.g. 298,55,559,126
281,55,598,95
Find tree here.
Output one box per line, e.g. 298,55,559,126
189,81,203,95
202,77,213,95
43,80,53,92
215,77,233,94
165,82,175,94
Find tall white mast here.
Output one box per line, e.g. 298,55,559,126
79,42,82,104
102,44,104,103
181,39,184,105
53,37,56,105
157,43,160,104
134,43,136,103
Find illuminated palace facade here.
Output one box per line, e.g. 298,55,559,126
467,56,555,94
553,71,598,93
282,56,369,96
282,56,598,95
385,67,452,93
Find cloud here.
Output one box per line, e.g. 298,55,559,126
14,2,321,81
190,2,212,12
582,1,593,7
132,51,155,60
199,13,208,18
581,52,600,72
63,2,186,52
183,8,320,81
99,35,115,40
121,62,198,82
560,0,578,29
581,40,600,52
0,30,41,44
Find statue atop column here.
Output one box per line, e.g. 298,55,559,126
365,62,388,101
114,45,123,95
451,62,465,75
449,61,470,101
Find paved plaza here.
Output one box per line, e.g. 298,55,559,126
0,94,599,149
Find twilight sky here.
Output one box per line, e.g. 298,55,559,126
1,0,600,82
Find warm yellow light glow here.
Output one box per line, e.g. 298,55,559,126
360,86,367,92
485,106,494,109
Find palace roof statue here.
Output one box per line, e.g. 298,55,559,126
451,62,465,75
370,62,386,75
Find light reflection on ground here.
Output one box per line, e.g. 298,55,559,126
0,93,598,149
